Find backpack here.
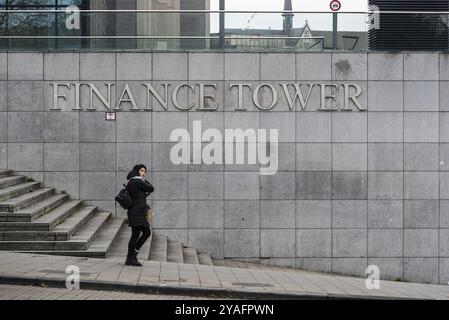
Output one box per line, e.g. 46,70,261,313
115,183,133,209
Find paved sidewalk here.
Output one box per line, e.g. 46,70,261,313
0,284,215,300
0,252,449,299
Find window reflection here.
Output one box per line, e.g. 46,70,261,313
0,0,86,49
0,1,354,51
0,0,212,50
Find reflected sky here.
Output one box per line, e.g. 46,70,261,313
210,0,368,32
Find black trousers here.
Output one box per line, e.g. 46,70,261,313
127,226,151,257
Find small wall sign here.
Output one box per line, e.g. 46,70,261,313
105,112,116,121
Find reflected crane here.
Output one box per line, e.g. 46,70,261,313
243,13,257,31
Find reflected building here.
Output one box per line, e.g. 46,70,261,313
135,0,210,50
0,0,365,51
282,0,293,35
0,0,117,49
222,0,366,51
0,0,210,50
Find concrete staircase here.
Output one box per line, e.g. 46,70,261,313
151,235,215,266
108,228,216,267
0,169,125,258
0,169,217,266
0,169,298,273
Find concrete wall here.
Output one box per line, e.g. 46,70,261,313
0,51,448,285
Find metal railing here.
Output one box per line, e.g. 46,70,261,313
0,9,447,51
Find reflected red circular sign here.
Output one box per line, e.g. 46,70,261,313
330,0,341,11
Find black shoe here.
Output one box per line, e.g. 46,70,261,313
125,255,142,267
132,255,142,267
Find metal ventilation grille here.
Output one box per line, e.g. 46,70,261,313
368,0,449,50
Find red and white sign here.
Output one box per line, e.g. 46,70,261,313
330,0,341,12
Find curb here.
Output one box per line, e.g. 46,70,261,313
0,274,408,300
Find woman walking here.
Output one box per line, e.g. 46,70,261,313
125,164,154,266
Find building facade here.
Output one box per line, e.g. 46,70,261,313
0,51,448,285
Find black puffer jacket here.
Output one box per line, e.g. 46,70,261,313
126,170,155,227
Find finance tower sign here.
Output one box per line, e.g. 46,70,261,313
50,82,366,112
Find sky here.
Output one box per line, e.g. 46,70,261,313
209,0,368,32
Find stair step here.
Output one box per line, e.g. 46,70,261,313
107,224,153,261
0,182,41,203
167,241,184,264
0,170,13,179
0,194,71,223
0,198,78,232
182,247,200,265
107,225,131,258
198,253,214,266
149,234,167,262
81,217,125,258
0,188,55,214
32,199,84,230
143,228,153,260
0,209,109,250
55,206,102,240
0,205,96,241
19,217,125,258
211,259,226,267
0,176,27,189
